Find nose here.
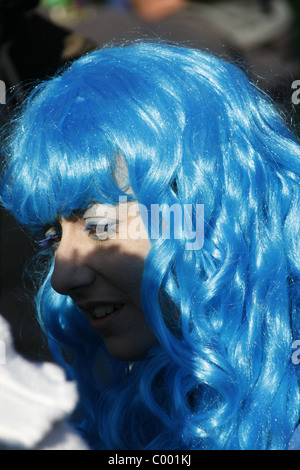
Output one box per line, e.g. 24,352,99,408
50,221,96,295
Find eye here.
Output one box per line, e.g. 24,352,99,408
84,221,119,240
37,225,62,249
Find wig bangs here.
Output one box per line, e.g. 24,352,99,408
1,80,134,231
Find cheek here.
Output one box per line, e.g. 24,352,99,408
94,243,148,303
114,255,146,301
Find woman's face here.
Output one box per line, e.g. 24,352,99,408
49,201,157,361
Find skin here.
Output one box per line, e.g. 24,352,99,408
50,202,157,361
131,0,187,22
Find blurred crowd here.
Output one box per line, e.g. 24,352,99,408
1,0,300,105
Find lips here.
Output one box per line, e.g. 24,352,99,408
76,301,125,331
92,303,124,319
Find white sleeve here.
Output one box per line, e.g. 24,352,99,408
0,315,89,450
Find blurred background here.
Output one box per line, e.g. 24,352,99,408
1,0,300,362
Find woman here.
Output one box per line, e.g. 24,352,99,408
1,41,299,450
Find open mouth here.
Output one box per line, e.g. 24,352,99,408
76,301,126,332
90,303,125,319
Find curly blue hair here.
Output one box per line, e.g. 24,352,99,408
1,41,300,449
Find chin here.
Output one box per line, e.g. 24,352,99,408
106,347,149,362
104,339,156,362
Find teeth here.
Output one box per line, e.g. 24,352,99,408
92,304,122,319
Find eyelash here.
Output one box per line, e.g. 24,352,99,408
84,222,118,240
37,221,118,248
36,227,62,248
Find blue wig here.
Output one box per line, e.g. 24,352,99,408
1,41,300,450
